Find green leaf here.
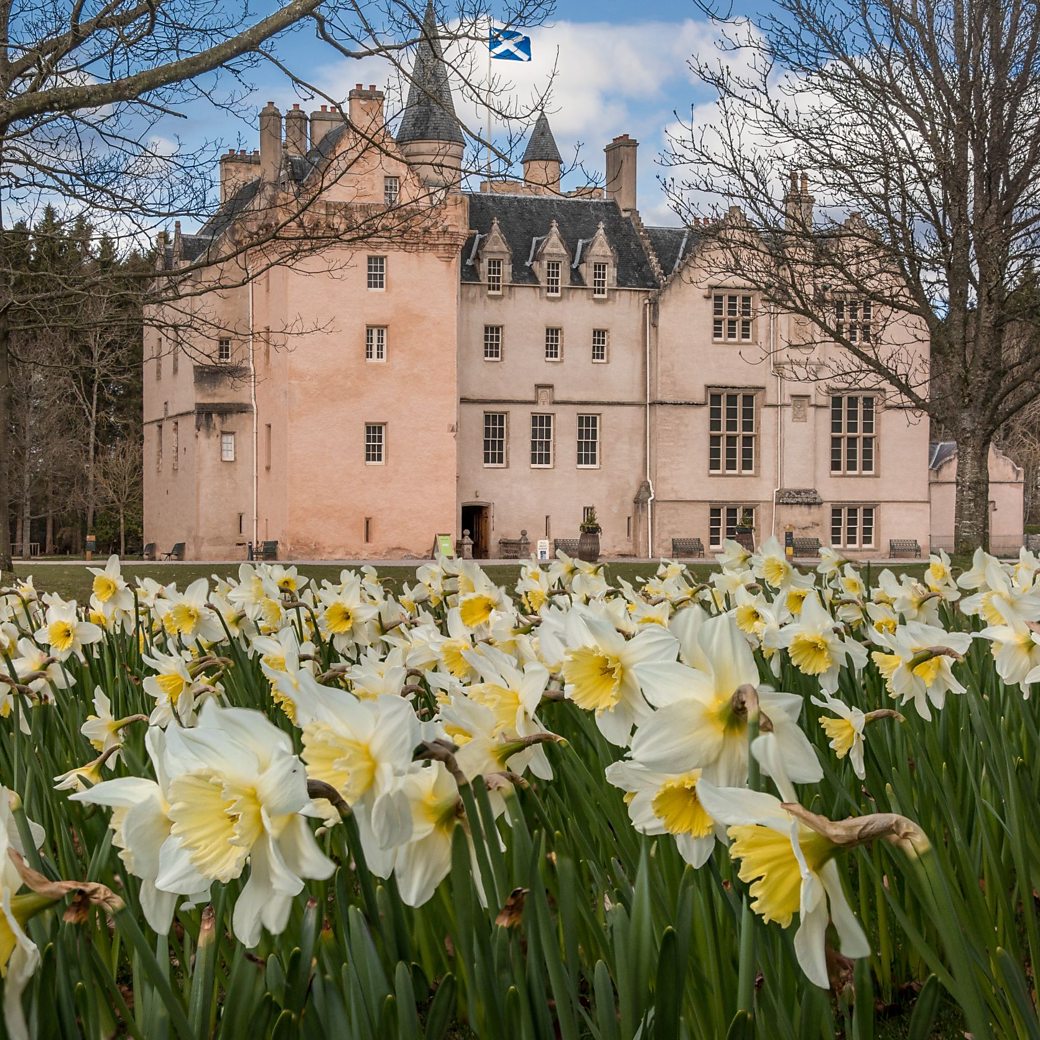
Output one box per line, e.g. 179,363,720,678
653,927,681,1040
906,974,940,1040
423,974,456,1040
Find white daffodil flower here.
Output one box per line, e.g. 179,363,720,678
34,600,102,662
767,592,867,694
632,613,822,786
561,610,679,746
88,555,136,624
155,702,334,947
870,621,973,719
697,736,870,989
72,728,207,934
157,578,226,644
604,759,720,867
1,788,47,1040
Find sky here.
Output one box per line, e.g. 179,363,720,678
182,0,746,228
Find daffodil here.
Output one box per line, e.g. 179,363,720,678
88,555,135,624
562,610,678,745
156,702,334,946
141,648,199,726
696,738,870,988
631,613,822,786
80,686,140,766
978,615,1040,688
870,621,972,719
766,592,867,694
157,578,225,643
604,760,718,867
34,600,102,662
317,578,379,651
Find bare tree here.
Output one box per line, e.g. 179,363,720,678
96,437,143,556
663,0,1040,553
0,0,559,574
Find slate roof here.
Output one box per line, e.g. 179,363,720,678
929,441,958,470
396,2,465,146
522,113,562,164
463,193,659,289
644,226,696,276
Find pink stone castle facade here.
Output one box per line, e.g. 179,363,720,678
143,12,1024,560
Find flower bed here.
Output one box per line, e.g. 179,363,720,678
0,541,1037,1038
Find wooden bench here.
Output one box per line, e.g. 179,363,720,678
498,531,530,559
670,537,704,558
143,542,157,561
259,540,279,561
160,542,185,561
792,537,821,557
889,538,921,558
553,538,581,557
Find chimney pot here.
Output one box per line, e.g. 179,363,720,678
369,84,376,90
321,105,327,111
355,83,362,89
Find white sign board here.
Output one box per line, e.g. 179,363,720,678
536,539,550,561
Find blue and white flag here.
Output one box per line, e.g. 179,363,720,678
489,27,532,61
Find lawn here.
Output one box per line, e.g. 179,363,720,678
8,557,929,602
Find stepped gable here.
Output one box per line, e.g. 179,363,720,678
643,226,697,278
463,193,659,289
522,112,563,164
396,2,465,145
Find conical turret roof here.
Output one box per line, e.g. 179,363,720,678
396,2,465,145
522,112,562,163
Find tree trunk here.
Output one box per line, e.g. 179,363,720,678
119,508,125,557
0,308,11,575
85,376,98,537
44,506,54,556
954,432,992,554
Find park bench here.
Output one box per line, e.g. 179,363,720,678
670,537,705,558
259,540,279,561
497,531,530,559
160,542,185,561
553,538,581,557
792,537,821,557
143,542,157,561
889,538,922,558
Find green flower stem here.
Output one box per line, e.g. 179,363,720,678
735,694,761,1018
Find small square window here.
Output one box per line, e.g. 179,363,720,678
483,325,503,361
544,327,562,362
592,262,608,297
365,326,387,361
365,423,385,464
712,293,754,342
486,257,503,295
592,329,608,363
217,338,231,363
220,432,236,462
384,176,400,207
367,256,386,290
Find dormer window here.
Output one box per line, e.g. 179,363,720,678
486,257,503,295
592,262,608,298
546,260,562,296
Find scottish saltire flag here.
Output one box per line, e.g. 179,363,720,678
489,27,532,61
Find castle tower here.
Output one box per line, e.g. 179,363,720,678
396,1,465,189
522,112,562,192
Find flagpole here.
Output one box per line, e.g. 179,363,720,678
485,16,492,187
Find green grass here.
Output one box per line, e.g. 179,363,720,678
8,558,930,602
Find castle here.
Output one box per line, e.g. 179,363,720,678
143,7,1024,561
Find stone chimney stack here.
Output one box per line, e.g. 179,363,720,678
310,105,340,149
604,134,638,213
284,103,309,156
219,148,261,203
785,170,814,230
348,84,385,134
259,102,282,186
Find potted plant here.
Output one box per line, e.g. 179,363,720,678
734,509,755,551
578,509,602,563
